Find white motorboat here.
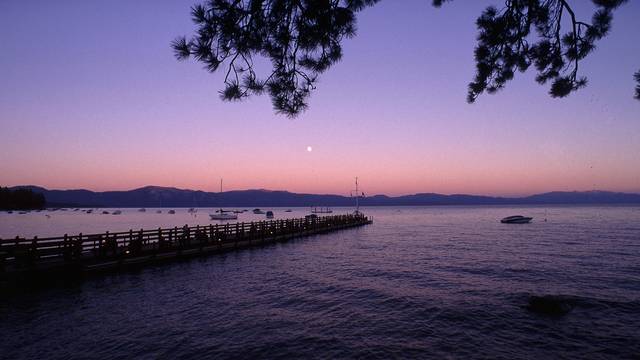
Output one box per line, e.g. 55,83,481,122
501,215,533,224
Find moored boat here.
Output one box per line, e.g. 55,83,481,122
210,213,238,220
501,215,533,224
210,179,238,220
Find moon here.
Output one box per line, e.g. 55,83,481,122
307,146,313,152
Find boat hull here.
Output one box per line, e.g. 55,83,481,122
501,216,533,224
210,214,238,220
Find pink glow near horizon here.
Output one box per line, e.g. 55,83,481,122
1,1,639,197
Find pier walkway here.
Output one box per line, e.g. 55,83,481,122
0,214,372,280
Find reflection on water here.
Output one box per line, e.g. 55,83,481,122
1,206,639,358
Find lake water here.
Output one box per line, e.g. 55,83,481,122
1,206,639,359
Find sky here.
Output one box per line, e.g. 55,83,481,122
1,1,639,197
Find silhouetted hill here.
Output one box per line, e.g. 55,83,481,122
521,191,640,204
1,187,46,210
9,186,640,208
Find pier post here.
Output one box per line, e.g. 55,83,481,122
63,234,70,262
74,233,83,260
30,236,38,265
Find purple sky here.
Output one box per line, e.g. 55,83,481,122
1,0,639,196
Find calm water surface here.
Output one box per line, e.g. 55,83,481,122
1,206,639,359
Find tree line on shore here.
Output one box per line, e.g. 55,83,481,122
0,187,46,210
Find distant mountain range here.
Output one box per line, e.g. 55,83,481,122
8,186,640,208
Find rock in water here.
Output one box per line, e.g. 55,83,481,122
526,295,574,316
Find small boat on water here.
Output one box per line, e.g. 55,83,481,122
210,212,238,220
102,211,110,214
138,208,146,212
501,215,533,224
86,209,93,214
112,210,122,215
168,210,176,214
266,211,274,218
209,179,238,220
285,209,292,212
253,208,265,214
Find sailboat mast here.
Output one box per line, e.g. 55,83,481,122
355,177,359,214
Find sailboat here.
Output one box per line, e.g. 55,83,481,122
351,177,365,215
210,179,238,220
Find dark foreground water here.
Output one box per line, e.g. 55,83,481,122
1,206,640,359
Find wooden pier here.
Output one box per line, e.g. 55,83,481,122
0,214,372,280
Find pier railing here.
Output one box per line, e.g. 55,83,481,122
0,214,371,274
